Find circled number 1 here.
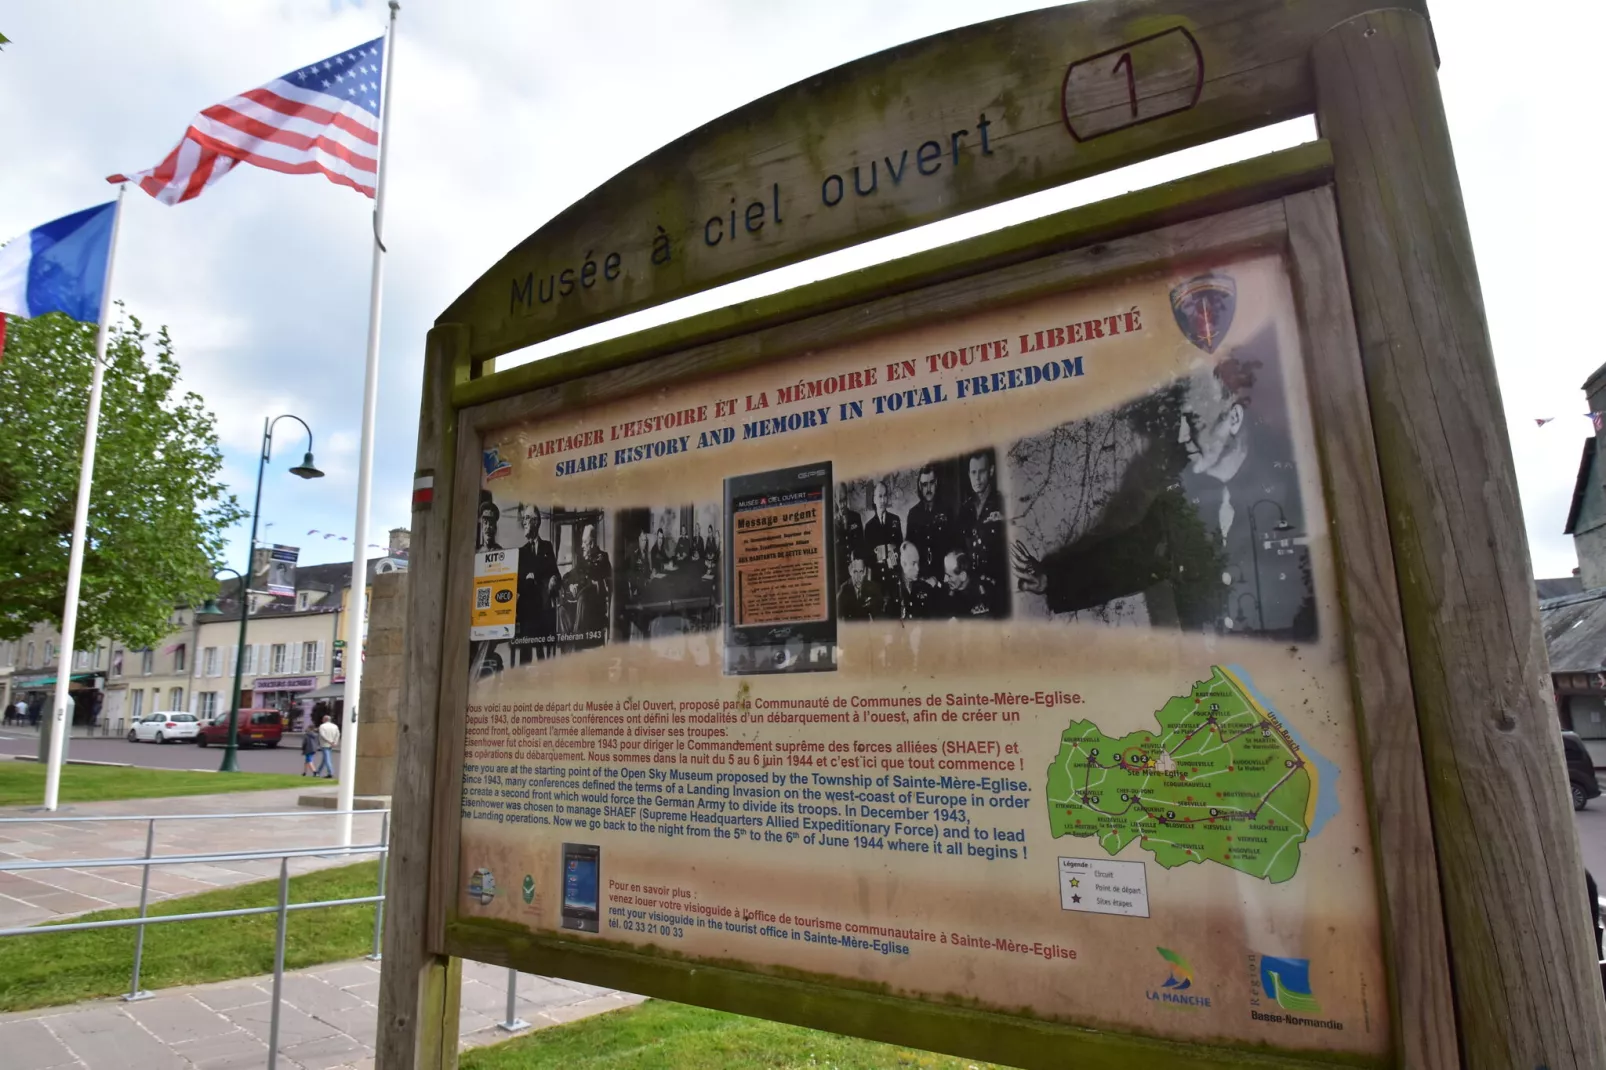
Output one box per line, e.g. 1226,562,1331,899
1112,51,1137,118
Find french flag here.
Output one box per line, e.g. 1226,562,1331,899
0,202,117,354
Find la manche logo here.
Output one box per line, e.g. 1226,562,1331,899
1146,947,1210,1008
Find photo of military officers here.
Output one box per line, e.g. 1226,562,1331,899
470,490,508,679
554,512,612,651
511,503,559,664
613,503,722,642
835,448,1011,623
1008,309,1316,641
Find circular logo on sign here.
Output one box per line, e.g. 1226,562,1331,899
495,589,513,603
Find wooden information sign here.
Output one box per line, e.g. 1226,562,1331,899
378,4,1606,1069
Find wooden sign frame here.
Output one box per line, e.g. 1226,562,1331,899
378,5,1606,1070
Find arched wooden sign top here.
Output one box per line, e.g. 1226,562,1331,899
437,0,1423,364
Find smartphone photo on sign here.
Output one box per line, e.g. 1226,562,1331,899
561,843,601,932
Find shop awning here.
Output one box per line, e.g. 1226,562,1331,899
301,681,346,701
10,672,98,689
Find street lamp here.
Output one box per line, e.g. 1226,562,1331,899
208,416,323,773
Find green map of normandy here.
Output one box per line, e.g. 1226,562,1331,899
1046,666,1315,884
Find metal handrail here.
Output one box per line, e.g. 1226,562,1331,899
0,805,391,1070
0,894,386,938
0,841,385,873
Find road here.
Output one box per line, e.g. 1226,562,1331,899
0,727,308,774
1578,801,1606,880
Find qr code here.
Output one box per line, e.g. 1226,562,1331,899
475,586,491,610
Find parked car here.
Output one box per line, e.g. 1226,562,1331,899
128,711,200,744
196,708,284,749
1564,730,1601,811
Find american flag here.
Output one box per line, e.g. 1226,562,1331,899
109,37,386,204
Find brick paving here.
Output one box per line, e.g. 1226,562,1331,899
0,788,640,1067
0,788,383,927
0,956,644,1069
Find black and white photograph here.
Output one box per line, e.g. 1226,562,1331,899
473,495,612,677
1008,312,1317,641
612,503,722,643
835,448,1011,623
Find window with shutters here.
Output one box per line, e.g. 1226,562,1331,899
203,647,219,677
25,643,35,669
198,692,218,718
271,644,287,674
169,687,184,709
173,645,186,673
303,641,319,673
242,645,255,675
141,649,154,675
131,690,145,719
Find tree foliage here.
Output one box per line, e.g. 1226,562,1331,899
0,309,244,647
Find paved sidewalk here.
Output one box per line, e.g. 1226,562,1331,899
0,789,384,927
1,956,643,1069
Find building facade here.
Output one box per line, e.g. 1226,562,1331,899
1542,363,1606,765
0,528,409,732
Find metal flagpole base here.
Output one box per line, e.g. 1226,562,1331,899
497,1018,530,1033
121,991,154,1003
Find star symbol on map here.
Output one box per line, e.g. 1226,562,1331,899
1069,878,1080,887
1071,894,1081,903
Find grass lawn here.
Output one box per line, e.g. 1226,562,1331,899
460,1000,1014,1070
0,860,380,1011
0,761,309,806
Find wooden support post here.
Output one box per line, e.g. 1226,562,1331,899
375,324,469,1070
1313,11,1606,1067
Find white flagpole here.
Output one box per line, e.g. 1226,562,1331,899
339,0,399,845
44,185,127,811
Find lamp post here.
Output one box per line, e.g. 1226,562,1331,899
213,416,323,773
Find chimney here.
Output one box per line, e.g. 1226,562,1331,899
388,527,410,557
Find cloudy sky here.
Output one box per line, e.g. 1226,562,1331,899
0,0,1596,580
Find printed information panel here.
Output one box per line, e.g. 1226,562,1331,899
458,252,1389,1056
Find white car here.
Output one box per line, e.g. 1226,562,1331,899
128,711,200,744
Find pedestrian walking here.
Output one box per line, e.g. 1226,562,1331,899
315,714,340,779
9,699,24,726
301,725,319,776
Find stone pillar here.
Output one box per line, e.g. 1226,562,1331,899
356,570,407,797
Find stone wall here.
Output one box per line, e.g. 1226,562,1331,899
355,570,406,797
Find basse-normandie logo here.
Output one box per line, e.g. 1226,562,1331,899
1146,947,1210,1008
1259,956,1321,1014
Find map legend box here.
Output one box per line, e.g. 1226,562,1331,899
1059,857,1149,918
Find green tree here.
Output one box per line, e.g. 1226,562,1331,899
0,309,245,648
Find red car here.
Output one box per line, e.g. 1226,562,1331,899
196,708,285,748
